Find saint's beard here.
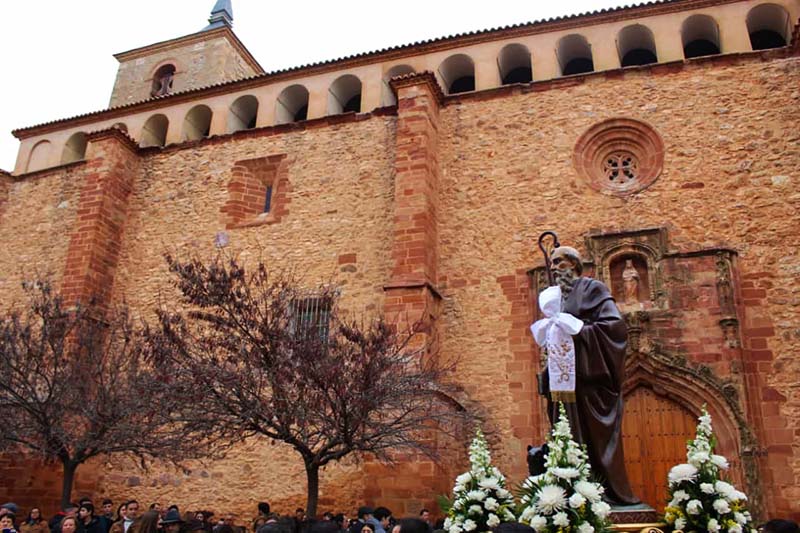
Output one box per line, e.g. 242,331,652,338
554,267,578,296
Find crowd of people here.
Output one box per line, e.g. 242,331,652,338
0,500,444,533
0,500,797,533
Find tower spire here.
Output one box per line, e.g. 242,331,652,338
204,0,233,30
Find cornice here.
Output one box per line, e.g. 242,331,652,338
113,27,264,75
12,0,796,139
389,71,445,106
86,126,140,155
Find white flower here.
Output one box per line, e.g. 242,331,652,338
729,524,743,533
468,505,482,515
731,490,747,502
452,499,464,510
687,500,703,515
479,477,501,491
552,467,580,479
673,490,691,502
566,449,582,465
486,514,500,528
734,513,748,525
503,510,516,522
700,483,715,494
530,516,547,532
552,512,569,527
672,490,689,502
574,481,602,503
463,520,477,532
536,484,567,514
577,523,595,533
715,481,735,498
669,464,698,485
456,472,472,486
484,497,499,511
711,455,730,470
591,501,611,520
569,492,587,508
448,526,462,533
519,508,535,523
689,451,710,467
675,518,687,531
708,519,721,532
496,488,511,500
713,499,731,514
466,490,486,502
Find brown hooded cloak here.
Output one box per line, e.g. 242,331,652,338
542,276,639,505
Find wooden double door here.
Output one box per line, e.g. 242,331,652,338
621,387,700,512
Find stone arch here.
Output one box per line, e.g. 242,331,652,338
682,14,721,58
498,43,532,85
381,64,415,106
557,34,594,75
328,74,362,115
61,132,88,164
622,338,760,509
276,84,309,124
227,94,259,133
182,105,212,141
26,140,52,172
151,62,177,97
617,24,658,67
438,54,475,95
140,114,169,148
747,3,791,50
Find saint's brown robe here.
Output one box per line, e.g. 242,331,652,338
542,276,639,505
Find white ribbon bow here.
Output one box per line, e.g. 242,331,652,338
530,285,583,401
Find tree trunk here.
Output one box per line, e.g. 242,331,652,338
305,462,320,519
61,461,78,509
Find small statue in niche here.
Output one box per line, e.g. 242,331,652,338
622,259,640,305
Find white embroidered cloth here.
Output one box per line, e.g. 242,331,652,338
530,286,584,400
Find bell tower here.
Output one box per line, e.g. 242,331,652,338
108,0,263,107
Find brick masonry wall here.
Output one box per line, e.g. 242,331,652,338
435,55,800,517
1,52,798,520
0,165,84,303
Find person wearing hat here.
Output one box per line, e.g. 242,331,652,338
160,510,184,533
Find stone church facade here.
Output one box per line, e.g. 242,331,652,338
1,0,799,522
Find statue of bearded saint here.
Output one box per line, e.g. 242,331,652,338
544,246,640,505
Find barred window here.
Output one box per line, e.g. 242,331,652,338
290,295,331,341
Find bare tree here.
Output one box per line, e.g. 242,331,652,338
0,282,222,507
148,254,465,517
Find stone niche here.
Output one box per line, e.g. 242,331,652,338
528,227,742,358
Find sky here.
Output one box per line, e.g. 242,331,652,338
0,0,635,171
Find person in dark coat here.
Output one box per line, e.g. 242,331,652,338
540,245,639,505
77,504,104,533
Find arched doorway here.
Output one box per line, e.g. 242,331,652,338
622,385,748,513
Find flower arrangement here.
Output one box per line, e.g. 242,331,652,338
664,407,755,533
518,403,611,533
444,429,517,533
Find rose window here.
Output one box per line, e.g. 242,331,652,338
573,118,664,195
603,152,639,184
